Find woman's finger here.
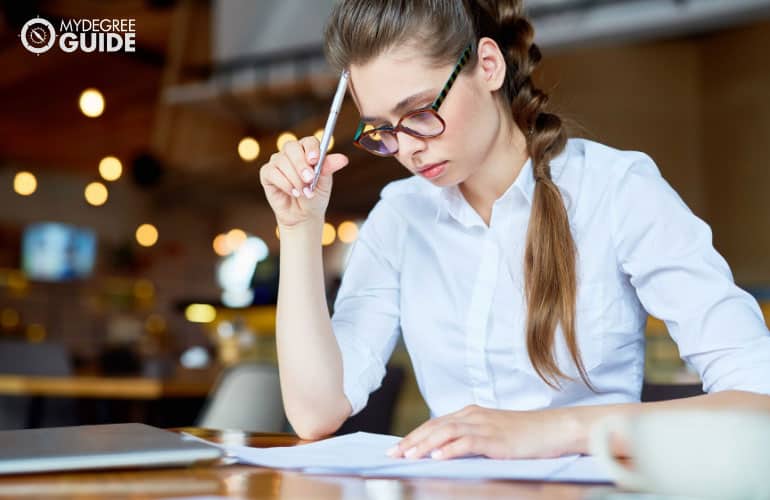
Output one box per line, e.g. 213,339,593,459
403,421,482,460
260,162,296,198
432,433,496,460
271,151,307,198
283,140,317,194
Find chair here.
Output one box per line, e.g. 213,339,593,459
641,382,704,402
0,340,75,429
197,363,286,433
335,364,405,435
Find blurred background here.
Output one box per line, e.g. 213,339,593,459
1,0,770,436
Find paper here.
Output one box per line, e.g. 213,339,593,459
553,456,614,483
360,454,579,480
228,431,613,483
231,432,416,471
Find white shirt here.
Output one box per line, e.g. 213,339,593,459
331,138,770,417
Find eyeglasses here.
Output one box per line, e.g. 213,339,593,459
352,44,473,157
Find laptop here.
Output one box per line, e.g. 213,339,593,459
0,423,225,475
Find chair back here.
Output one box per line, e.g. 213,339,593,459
197,363,285,433
0,341,73,430
641,382,704,402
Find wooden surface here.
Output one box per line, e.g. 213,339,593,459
0,371,216,399
0,428,613,499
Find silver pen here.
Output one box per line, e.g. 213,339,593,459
309,69,349,192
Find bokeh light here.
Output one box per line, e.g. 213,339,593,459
13,171,37,196
79,88,104,117
185,304,216,323
213,233,230,256
322,222,336,246
238,137,260,161
84,181,108,206
337,221,359,243
226,229,247,251
136,224,159,247
99,156,122,181
276,132,297,151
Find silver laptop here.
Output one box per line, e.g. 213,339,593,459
0,423,224,474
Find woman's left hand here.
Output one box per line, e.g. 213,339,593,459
386,404,577,460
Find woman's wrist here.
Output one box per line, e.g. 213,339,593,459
278,218,324,235
548,406,588,456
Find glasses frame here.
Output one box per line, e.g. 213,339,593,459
352,44,473,157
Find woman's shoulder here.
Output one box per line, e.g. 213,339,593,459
558,139,669,220
563,138,661,180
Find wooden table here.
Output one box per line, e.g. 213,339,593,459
0,371,217,399
0,428,615,499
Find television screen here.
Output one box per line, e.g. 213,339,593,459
21,223,96,281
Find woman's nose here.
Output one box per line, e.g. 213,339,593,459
395,131,427,160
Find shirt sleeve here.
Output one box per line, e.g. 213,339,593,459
331,198,405,415
610,155,770,395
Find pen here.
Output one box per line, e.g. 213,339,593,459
309,69,349,192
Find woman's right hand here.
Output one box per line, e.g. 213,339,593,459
259,136,349,229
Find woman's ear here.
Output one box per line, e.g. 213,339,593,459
475,37,507,92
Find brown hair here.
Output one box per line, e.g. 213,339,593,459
325,0,591,390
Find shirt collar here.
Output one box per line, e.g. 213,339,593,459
434,144,571,226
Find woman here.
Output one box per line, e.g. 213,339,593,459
259,0,770,459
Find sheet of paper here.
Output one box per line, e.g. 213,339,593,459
550,455,613,483
228,431,613,482
359,454,579,480
231,431,424,471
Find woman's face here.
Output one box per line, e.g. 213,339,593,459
349,43,506,187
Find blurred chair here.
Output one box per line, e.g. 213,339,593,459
641,381,704,402
197,363,286,433
0,340,75,429
335,364,405,436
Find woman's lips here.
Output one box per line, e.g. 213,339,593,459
417,161,447,179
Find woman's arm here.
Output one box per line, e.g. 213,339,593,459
387,391,770,460
259,137,353,440
561,390,770,455
276,222,352,440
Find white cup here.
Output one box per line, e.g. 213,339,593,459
589,410,770,499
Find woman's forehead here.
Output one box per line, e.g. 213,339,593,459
349,50,450,120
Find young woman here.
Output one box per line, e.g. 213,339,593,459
259,0,770,459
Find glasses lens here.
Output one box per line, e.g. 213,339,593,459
401,110,444,137
359,129,399,156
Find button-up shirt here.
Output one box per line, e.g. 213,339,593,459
331,138,770,417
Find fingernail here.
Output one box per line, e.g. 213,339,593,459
303,187,315,199
307,151,318,161
385,446,399,457
302,169,314,182
430,449,443,460
291,188,300,198
404,447,417,459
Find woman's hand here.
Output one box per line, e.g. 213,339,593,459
386,404,579,460
259,136,349,229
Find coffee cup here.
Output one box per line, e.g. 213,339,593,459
589,410,770,499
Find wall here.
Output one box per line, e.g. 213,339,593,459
538,20,770,285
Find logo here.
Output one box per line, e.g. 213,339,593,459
19,17,136,55
20,17,56,54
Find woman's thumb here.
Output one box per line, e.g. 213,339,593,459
320,153,349,176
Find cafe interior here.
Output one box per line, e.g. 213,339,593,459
1,0,770,489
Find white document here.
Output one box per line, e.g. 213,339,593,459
229,431,613,483
231,432,414,471
552,456,614,483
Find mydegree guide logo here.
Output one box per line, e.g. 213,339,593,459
20,16,136,55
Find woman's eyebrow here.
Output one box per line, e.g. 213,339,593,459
359,89,436,122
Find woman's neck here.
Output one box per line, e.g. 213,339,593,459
459,119,529,226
